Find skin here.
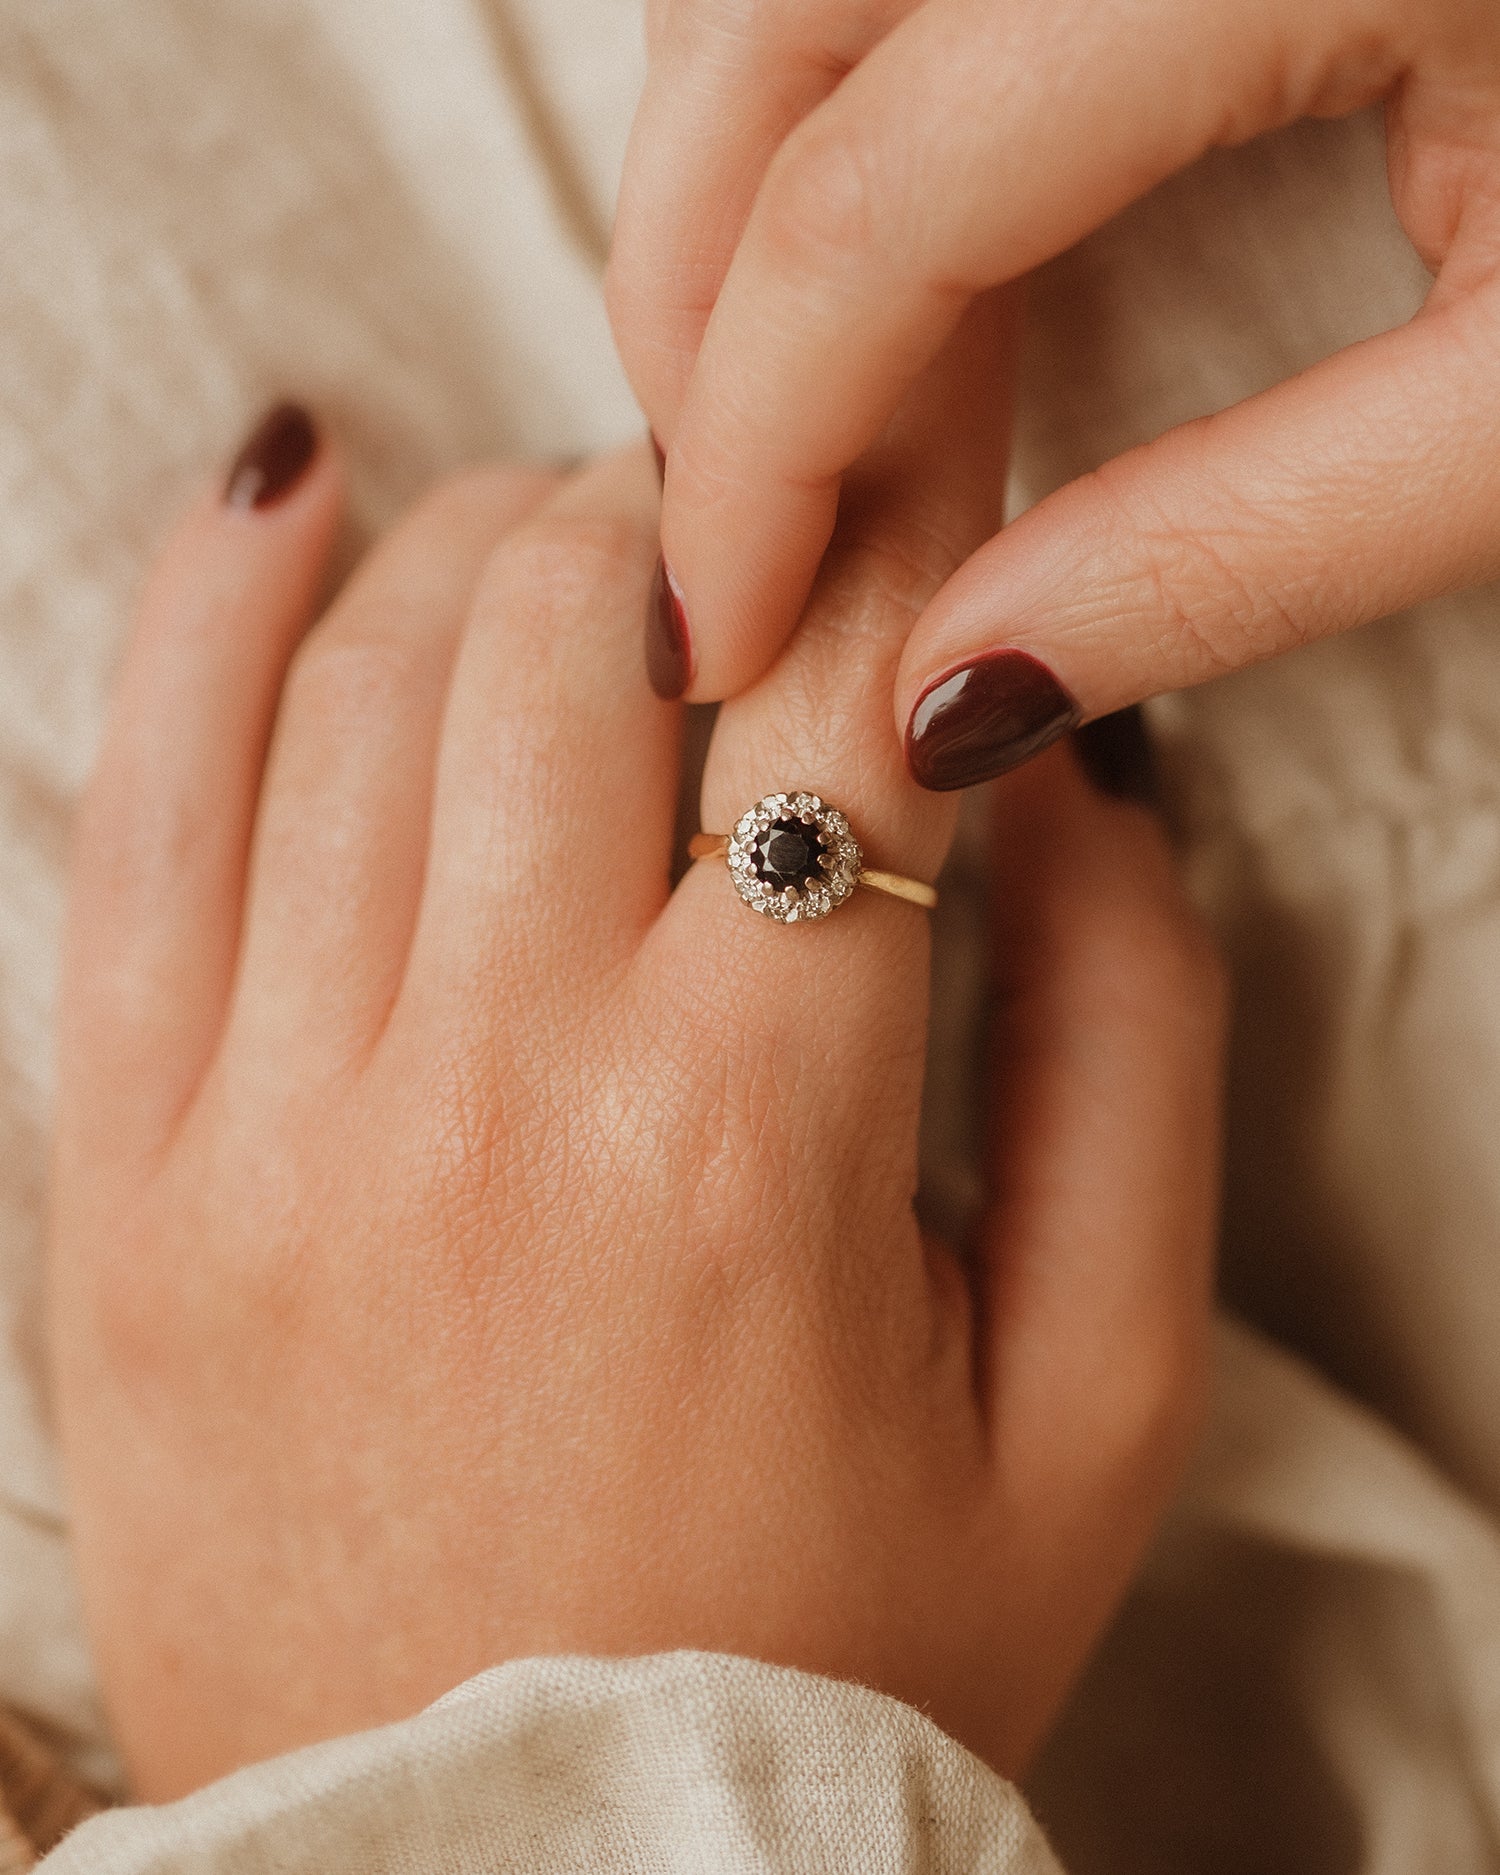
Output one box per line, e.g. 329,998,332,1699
608,0,1500,739
48,308,1225,1802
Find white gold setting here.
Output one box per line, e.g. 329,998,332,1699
726,792,862,923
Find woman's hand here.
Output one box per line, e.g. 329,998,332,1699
610,0,1500,784
49,318,1223,1804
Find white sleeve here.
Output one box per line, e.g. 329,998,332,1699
41,1653,1063,1874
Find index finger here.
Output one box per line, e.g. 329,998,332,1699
608,0,894,435
658,0,1418,701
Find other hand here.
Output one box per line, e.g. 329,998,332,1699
610,0,1500,787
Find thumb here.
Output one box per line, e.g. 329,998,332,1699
896,281,1500,787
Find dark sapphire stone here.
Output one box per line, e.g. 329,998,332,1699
751,816,828,893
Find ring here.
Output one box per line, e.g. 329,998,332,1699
689,791,937,923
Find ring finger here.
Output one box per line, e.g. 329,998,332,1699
656,291,1019,1169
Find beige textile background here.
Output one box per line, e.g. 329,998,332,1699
0,4,1498,1868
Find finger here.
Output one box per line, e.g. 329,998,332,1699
230,467,559,1074
608,0,912,431
900,281,1500,782
648,294,1017,1221
696,292,1016,881
658,0,1494,700
408,447,677,1015
973,732,1226,1769
59,406,339,1161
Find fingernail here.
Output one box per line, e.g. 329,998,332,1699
905,650,1081,791
646,556,693,700
224,403,318,511
1074,706,1160,806
650,431,666,485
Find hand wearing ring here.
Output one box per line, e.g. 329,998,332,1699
52,302,1222,1801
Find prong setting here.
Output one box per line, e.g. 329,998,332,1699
725,792,862,923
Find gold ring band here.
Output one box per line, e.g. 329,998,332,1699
690,793,936,924
688,837,936,910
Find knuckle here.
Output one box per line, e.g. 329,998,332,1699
1157,531,1310,670
1066,842,1229,1065
1114,892,1231,1056
1102,1316,1212,1483
665,0,855,62
660,0,880,65
759,117,879,275
484,511,652,617
672,0,779,48
826,508,967,618
411,463,561,533
284,629,426,734
1088,456,1318,683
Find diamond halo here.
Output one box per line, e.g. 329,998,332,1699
725,792,863,923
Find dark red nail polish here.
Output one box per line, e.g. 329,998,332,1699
224,403,318,511
646,556,693,700
905,650,1081,791
1074,706,1160,806
650,431,666,485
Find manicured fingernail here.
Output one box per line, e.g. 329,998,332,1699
1074,706,1160,806
646,556,693,700
650,431,666,485
224,403,318,511
905,650,1081,791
